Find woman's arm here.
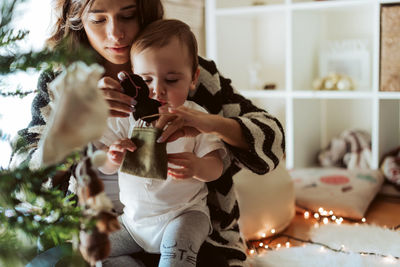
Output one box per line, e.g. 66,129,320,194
157,57,285,175
157,106,248,150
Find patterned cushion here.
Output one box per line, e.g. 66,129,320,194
290,168,384,219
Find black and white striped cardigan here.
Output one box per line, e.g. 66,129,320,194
10,57,285,267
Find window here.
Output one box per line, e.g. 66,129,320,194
0,0,51,167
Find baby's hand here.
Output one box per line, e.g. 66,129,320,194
167,152,200,180
168,150,223,182
108,138,136,165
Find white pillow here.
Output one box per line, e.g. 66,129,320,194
290,168,384,219
234,161,295,240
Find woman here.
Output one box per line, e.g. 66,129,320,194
10,0,285,266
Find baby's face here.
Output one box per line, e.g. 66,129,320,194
132,37,197,108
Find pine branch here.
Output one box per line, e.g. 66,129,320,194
0,153,95,245
0,44,96,75
0,29,29,47
0,229,36,267
0,0,96,97
0,89,36,98
0,0,25,28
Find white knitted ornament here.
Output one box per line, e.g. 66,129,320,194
39,62,108,166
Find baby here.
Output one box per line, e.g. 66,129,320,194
99,19,226,267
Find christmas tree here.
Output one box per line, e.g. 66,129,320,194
0,1,118,266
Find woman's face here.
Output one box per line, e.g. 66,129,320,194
82,0,139,65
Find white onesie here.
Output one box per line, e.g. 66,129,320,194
99,101,226,253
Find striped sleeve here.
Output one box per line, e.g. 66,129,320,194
189,57,285,175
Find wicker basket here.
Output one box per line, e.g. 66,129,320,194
380,5,400,92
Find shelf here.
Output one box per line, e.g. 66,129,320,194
378,99,400,161
292,98,373,168
292,91,374,99
240,90,286,98
241,90,377,99
291,0,375,11
215,0,284,9
215,11,286,91
215,4,285,16
380,0,400,4
207,0,399,170
291,4,375,92
378,91,400,99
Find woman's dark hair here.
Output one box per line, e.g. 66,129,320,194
46,0,164,50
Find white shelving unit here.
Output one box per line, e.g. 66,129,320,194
205,0,400,169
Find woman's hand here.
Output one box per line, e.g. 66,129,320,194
98,76,136,117
155,105,218,143
155,105,249,150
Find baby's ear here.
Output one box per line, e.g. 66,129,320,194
189,67,200,91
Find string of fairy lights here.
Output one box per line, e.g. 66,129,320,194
246,207,400,263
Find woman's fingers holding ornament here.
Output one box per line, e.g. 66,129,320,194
98,76,136,117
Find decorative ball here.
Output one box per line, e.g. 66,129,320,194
312,78,323,90
337,77,352,91
91,150,107,168
324,79,335,90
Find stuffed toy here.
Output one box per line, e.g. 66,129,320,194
380,147,400,187
318,129,372,169
118,71,161,122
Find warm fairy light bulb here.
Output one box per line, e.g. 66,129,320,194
261,233,266,238
340,245,345,251
314,213,320,219
320,247,325,252
335,219,342,225
323,218,329,224
264,244,269,249
276,243,281,249
361,218,366,223
304,211,310,219
259,242,264,247
250,249,255,255
271,229,276,234
382,256,395,263
318,207,324,213
329,210,333,215
331,215,336,220
285,242,290,248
